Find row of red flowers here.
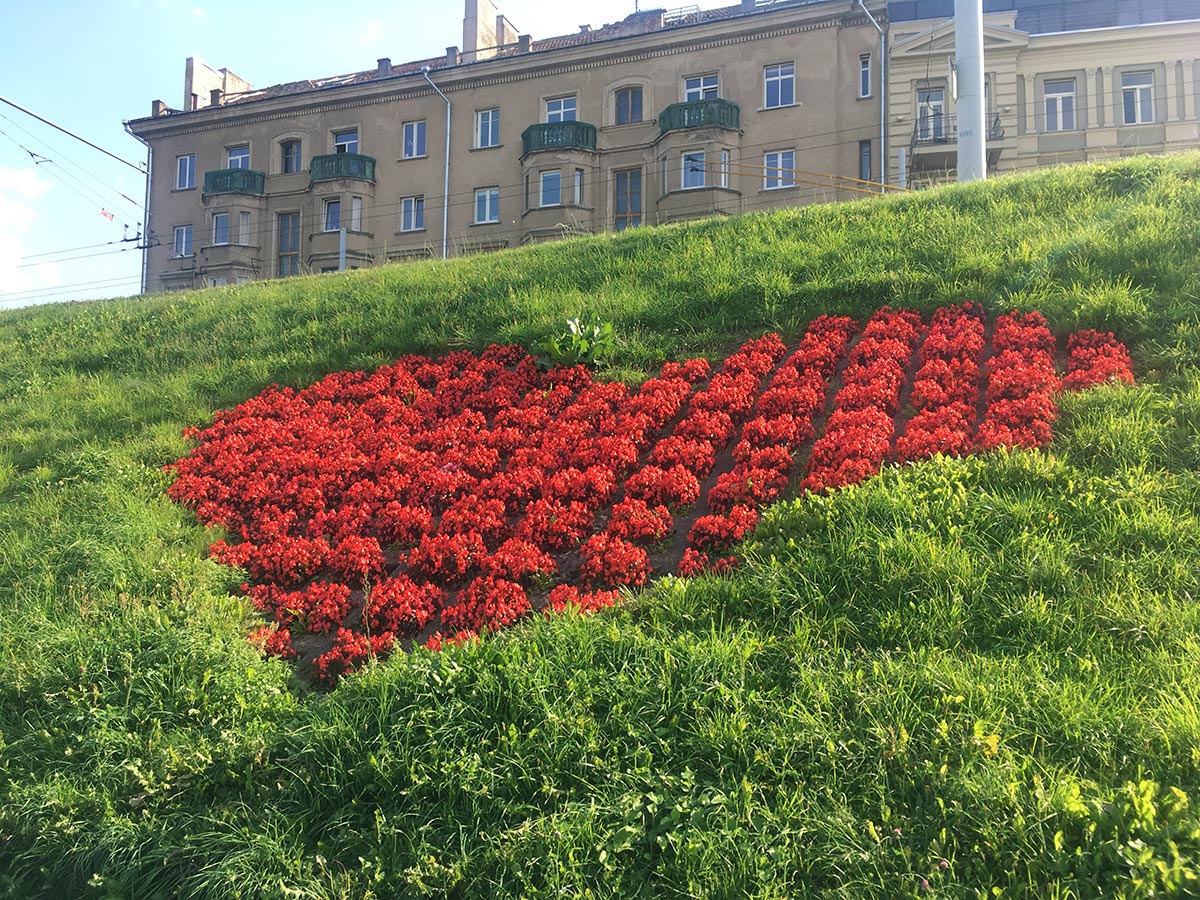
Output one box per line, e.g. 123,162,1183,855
167,308,1136,682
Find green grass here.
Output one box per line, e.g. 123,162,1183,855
3,154,1200,898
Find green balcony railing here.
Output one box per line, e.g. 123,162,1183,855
203,168,265,195
310,153,377,183
521,121,597,156
658,98,740,133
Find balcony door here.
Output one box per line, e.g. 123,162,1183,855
917,88,945,141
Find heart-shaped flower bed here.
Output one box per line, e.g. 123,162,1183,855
167,305,1134,683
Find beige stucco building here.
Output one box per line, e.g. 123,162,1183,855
126,0,888,291
888,4,1200,185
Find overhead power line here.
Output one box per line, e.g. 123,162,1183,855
0,94,145,173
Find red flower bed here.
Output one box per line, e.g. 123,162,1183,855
166,312,1134,682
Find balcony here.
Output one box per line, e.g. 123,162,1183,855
310,153,377,183
521,121,597,156
203,168,265,195
910,112,1005,146
659,99,740,134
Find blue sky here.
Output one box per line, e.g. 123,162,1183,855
0,0,656,309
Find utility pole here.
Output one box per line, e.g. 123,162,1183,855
954,0,986,182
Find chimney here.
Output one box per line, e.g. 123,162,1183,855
446,45,459,66
377,57,391,77
518,34,532,52
462,0,501,62
209,88,223,107
496,14,519,46
579,24,592,33
152,99,168,116
741,0,756,9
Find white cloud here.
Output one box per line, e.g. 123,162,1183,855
0,167,62,302
358,19,384,47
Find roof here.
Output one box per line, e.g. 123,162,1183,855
165,2,814,113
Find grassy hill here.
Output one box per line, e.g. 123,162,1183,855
2,154,1200,898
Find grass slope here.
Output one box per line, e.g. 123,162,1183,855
2,154,1200,898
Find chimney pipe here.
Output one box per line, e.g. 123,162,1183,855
741,0,756,9
209,88,223,107
377,57,391,77
518,34,532,52
152,99,167,116
446,45,459,66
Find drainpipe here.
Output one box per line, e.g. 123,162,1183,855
122,120,153,292
421,66,451,260
856,0,887,191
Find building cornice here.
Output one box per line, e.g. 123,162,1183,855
129,5,882,140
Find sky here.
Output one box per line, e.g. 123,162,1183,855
0,0,669,310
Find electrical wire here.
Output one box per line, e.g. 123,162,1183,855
0,94,144,173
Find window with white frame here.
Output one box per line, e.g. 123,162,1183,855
546,96,577,123
475,187,499,223
765,63,795,108
323,198,341,232
333,129,358,154
916,88,945,141
540,170,562,206
685,74,718,102
476,109,500,148
227,145,250,169
859,55,872,99
719,150,729,189
764,150,795,189
278,212,300,276
614,168,641,231
400,195,424,231
1122,72,1153,125
239,211,251,244
574,169,584,206
402,120,426,158
176,154,195,190
682,151,705,189
351,197,362,231
1044,79,1076,131
173,224,193,257
212,212,230,245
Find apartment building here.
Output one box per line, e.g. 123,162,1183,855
887,0,1200,184
126,0,887,291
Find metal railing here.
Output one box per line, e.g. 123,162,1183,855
310,153,377,182
658,98,740,133
521,121,598,155
911,112,1005,146
203,168,265,195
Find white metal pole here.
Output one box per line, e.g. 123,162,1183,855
422,67,451,260
856,0,887,191
954,0,986,182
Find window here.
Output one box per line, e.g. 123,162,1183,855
719,150,729,189
213,212,230,245
324,198,341,232
540,170,561,206
1122,72,1153,125
351,196,362,232
616,86,643,124
227,146,250,169
682,151,705,190
333,129,358,154
764,150,794,189
917,88,945,141
685,74,718,102
281,140,302,174
278,212,300,276
176,154,195,190
859,55,872,99
239,211,251,244
614,168,642,232
574,169,584,206
475,187,500,223
859,140,872,183
403,120,426,159
1044,79,1076,132
400,196,424,232
173,224,193,257
546,96,577,123
765,64,795,108
476,109,500,148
